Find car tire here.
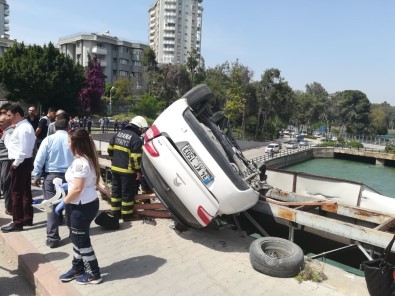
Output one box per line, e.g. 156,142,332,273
249,237,305,278
183,84,212,115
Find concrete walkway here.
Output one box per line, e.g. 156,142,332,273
0,187,369,296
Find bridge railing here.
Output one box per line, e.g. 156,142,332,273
252,145,312,163
327,144,394,154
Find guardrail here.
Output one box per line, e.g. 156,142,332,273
252,145,312,163
318,144,394,154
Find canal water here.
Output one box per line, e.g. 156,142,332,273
284,158,395,198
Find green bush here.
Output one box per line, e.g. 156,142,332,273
305,135,316,140
347,141,364,148
385,145,395,153
317,140,335,147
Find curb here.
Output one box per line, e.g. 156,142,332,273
0,229,80,296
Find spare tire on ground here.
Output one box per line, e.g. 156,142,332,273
249,237,305,278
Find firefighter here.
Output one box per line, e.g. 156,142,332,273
107,116,148,221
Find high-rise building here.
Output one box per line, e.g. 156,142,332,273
58,32,148,88
148,0,203,65
0,0,9,39
0,0,15,56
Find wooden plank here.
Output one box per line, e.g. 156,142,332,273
137,210,173,219
374,217,395,231
134,203,166,210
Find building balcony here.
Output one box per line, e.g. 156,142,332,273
4,25,9,32
164,26,175,31
4,9,9,16
92,47,107,55
99,60,107,67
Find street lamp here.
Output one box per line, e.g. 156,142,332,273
109,86,115,115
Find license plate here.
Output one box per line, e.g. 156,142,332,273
181,144,214,185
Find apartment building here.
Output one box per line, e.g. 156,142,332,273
58,32,148,88
148,0,203,65
0,0,15,56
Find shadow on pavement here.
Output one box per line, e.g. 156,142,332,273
176,223,253,254
100,255,166,281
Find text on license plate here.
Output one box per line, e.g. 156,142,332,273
181,144,214,185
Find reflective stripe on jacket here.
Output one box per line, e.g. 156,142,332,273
107,129,142,174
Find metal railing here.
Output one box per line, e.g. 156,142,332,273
252,145,312,163
334,145,394,155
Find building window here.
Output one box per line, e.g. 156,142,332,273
119,58,128,65
119,47,129,53
119,70,129,77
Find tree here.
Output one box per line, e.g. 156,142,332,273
0,42,84,111
113,77,135,100
225,60,254,138
369,106,388,135
133,93,165,119
186,48,204,86
142,47,158,71
336,90,371,134
256,68,294,140
80,56,105,114
146,63,191,107
203,62,231,111
379,101,395,130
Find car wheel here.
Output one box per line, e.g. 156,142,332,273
249,237,305,278
183,84,212,116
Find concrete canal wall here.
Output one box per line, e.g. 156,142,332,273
264,147,333,168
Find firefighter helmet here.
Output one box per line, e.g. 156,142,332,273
130,116,148,128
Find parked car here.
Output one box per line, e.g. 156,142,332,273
141,85,268,229
285,141,299,149
265,143,280,154
272,140,282,149
298,140,309,146
313,132,321,138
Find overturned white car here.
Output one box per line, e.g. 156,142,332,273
142,85,269,228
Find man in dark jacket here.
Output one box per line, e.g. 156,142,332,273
107,116,148,221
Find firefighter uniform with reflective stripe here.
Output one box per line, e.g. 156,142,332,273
107,127,142,221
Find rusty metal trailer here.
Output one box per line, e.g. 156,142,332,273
247,188,395,260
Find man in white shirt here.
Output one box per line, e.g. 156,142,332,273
1,104,36,232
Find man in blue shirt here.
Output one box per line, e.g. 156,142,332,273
32,113,73,248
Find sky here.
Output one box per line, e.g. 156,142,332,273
8,0,395,105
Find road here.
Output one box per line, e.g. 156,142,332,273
0,237,35,296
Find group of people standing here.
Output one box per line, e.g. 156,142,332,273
0,103,149,285
0,104,107,284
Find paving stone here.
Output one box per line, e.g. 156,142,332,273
0,190,369,296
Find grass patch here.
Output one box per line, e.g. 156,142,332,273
295,258,328,283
